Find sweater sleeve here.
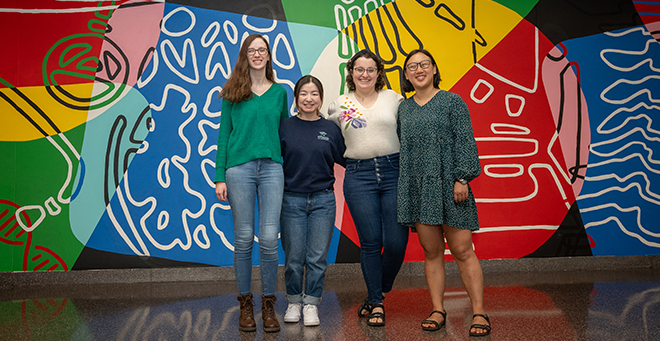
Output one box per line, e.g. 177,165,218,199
280,86,290,120
214,99,233,183
451,94,481,182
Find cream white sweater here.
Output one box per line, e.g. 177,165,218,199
327,89,403,159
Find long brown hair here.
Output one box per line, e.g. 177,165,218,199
220,34,274,103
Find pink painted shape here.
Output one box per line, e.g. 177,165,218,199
99,0,165,87
542,45,590,198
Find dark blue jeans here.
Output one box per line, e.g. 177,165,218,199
280,190,336,305
343,153,408,305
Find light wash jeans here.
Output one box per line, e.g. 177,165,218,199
225,159,284,296
343,153,409,305
280,190,336,305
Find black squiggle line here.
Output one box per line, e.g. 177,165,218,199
137,47,156,81
547,49,566,62
118,1,161,10
105,115,127,206
384,2,423,56
435,3,465,31
11,87,61,134
557,62,586,183
0,92,49,136
103,50,122,81
374,7,397,64
415,0,435,9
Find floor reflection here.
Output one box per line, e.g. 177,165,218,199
1,269,659,340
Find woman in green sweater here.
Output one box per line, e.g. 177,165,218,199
214,33,289,333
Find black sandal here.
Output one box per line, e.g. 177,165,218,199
469,313,491,336
421,310,446,331
367,303,385,327
357,298,372,318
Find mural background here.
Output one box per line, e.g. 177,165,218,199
1,0,659,272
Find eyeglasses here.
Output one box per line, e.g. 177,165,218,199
405,60,432,71
353,67,377,75
247,48,268,55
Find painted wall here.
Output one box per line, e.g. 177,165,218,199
1,0,659,272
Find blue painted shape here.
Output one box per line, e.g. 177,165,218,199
86,4,302,266
288,22,338,75
562,26,660,256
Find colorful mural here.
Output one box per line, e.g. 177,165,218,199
1,0,659,272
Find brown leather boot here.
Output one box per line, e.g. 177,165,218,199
237,293,256,332
261,294,280,332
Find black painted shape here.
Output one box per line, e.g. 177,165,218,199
525,0,644,45
165,0,287,21
73,246,211,270
524,201,593,258
334,230,361,263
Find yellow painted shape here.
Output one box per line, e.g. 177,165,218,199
0,84,92,142
345,0,523,91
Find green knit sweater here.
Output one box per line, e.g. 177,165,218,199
214,83,289,182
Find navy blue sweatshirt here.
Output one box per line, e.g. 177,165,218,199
279,116,346,193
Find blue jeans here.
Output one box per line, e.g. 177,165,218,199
280,190,336,305
343,153,409,305
225,159,284,296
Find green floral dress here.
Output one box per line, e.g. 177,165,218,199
397,90,481,230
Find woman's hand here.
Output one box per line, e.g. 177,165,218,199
454,181,468,203
215,182,228,202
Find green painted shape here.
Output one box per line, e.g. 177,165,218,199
0,124,87,272
281,0,394,29
0,299,82,339
491,0,538,18
288,22,339,75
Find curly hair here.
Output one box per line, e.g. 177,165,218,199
345,49,385,92
401,49,441,93
220,34,274,103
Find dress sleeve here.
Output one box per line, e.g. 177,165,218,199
451,94,481,182
215,99,233,182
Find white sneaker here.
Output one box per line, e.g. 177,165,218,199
303,304,320,326
284,303,302,323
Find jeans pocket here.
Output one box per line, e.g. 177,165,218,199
345,162,359,173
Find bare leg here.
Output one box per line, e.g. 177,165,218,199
415,223,447,328
443,224,489,335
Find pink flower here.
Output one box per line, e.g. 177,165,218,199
339,108,356,122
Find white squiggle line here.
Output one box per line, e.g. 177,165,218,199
600,75,660,105
474,137,538,159
598,105,660,135
587,152,660,175
491,123,530,135
604,26,651,38
201,21,220,48
272,33,295,70
45,197,61,215
198,120,219,157
475,28,539,94
581,203,660,238
201,159,216,188
47,135,74,205
470,79,494,103
473,225,558,233
592,126,660,148
161,38,200,84
161,6,195,37
0,6,119,13
476,163,567,204
591,141,658,165
547,131,573,184
484,164,524,178
578,182,660,205
157,158,171,188
15,205,45,233
194,225,211,249
601,39,660,72
334,5,357,56
584,172,660,202
242,14,276,33
584,216,660,248
273,69,297,116
210,203,234,251
223,20,238,45
106,201,148,256
205,42,231,80
203,86,223,118
114,185,151,255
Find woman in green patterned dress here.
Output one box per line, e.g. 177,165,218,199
397,49,491,337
